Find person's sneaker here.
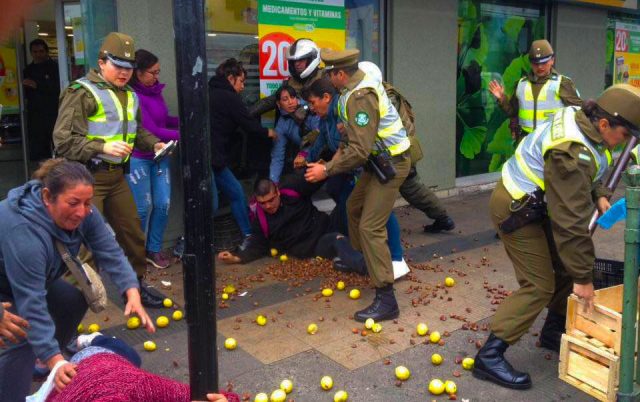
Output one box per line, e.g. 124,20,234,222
146,251,171,269
77,332,103,350
32,360,50,381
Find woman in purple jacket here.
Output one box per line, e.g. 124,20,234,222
126,49,179,269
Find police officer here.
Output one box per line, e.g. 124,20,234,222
489,39,582,141
305,49,411,322
358,61,455,233
473,84,640,389
53,32,167,308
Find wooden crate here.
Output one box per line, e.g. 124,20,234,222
559,333,619,402
566,284,626,355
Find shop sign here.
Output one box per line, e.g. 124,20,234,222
257,0,345,99
0,40,19,114
571,0,638,9
614,22,640,87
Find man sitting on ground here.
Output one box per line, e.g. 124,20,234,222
217,173,365,271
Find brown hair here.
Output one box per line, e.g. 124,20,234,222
32,159,95,201
302,77,335,100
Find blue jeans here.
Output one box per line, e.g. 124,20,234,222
0,279,88,402
212,167,251,236
126,157,171,253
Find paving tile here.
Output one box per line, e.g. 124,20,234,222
316,335,393,370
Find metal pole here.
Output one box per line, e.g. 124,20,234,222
617,165,640,401
172,0,218,399
589,137,638,234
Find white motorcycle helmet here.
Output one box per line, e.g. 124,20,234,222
287,38,320,80
358,61,383,83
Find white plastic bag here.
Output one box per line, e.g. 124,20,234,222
26,360,67,402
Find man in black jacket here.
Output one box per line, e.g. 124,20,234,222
208,58,276,247
23,39,60,162
217,173,365,269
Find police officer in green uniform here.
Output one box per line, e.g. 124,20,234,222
489,39,582,141
473,84,640,390
53,32,167,307
305,49,411,322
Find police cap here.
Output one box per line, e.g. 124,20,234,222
529,39,554,64
321,48,360,71
99,32,136,69
597,84,640,136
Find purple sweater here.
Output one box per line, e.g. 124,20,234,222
131,81,180,160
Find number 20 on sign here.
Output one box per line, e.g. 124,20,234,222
260,32,295,80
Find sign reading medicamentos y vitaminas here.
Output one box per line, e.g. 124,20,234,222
614,22,640,88
258,0,345,99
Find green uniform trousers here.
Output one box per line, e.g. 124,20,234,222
347,155,411,288
81,168,147,278
489,180,573,344
399,168,447,220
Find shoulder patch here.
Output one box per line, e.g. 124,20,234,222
69,83,83,90
354,111,370,127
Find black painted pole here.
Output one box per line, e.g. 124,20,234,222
172,0,218,399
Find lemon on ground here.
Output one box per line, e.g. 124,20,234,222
462,357,475,370
431,353,443,365
172,310,183,321
336,281,345,290
87,323,100,334
444,380,457,395
416,323,428,336
372,323,382,333
254,393,269,402
270,389,286,402
256,315,267,326
280,379,293,394
364,318,375,329
349,289,361,299
223,284,236,294
77,323,85,334
143,340,157,351
322,288,334,297
127,316,141,329
156,316,169,328
307,323,319,335
221,293,229,300
320,375,334,390
163,298,173,308
270,248,278,257
279,254,288,262
224,338,237,350
395,365,411,381
428,379,445,395
429,331,441,343
334,390,348,401
444,277,455,287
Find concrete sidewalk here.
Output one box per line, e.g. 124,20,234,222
78,187,625,401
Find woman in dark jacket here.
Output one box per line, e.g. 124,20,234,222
208,58,275,244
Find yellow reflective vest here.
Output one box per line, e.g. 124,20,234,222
516,74,564,134
502,106,612,200
337,73,410,156
76,77,138,164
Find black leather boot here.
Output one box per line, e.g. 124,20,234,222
138,279,165,308
354,285,400,322
472,333,532,389
423,216,455,233
539,311,566,353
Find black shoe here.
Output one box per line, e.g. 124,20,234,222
472,333,532,390
138,280,165,308
539,311,566,353
354,285,400,322
423,216,455,233
237,234,253,252
333,257,367,276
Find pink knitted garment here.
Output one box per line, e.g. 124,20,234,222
46,353,240,402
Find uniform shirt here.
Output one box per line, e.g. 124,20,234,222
544,110,610,284
325,69,379,176
499,69,582,131
53,69,159,163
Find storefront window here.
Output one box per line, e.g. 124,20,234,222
346,0,384,67
456,0,545,177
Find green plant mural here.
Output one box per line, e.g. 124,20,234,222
456,0,545,177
